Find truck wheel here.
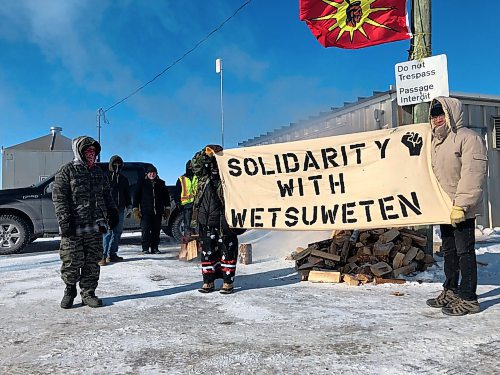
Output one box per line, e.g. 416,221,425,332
0,215,31,255
170,213,184,243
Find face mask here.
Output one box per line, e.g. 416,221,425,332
433,123,449,139
113,163,122,172
84,147,96,168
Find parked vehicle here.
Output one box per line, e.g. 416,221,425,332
0,162,184,255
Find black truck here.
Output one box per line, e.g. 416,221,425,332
0,162,185,255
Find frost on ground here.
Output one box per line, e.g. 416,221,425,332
0,230,499,375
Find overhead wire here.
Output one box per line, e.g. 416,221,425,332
104,0,253,113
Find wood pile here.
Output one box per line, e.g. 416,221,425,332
289,228,435,286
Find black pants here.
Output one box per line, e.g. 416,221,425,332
440,218,477,300
181,203,194,236
199,224,238,284
140,213,163,252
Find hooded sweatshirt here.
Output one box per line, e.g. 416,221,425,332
108,155,132,210
52,136,116,234
430,97,488,218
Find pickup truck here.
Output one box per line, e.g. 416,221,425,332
0,162,185,255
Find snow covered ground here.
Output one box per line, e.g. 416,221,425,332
0,229,499,374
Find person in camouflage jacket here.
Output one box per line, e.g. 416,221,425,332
52,136,118,309
191,145,241,294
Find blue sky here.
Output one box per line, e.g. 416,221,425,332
1,0,498,185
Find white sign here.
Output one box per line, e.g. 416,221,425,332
395,54,449,106
217,123,452,231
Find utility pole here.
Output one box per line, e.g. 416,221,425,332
215,58,224,148
409,0,431,124
409,0,433,253
96,108,106,162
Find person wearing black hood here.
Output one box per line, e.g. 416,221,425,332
175,160,198,240
100,155,131,265
52,136,119,309
132,165,170,254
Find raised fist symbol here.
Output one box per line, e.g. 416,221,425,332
401,132,423,156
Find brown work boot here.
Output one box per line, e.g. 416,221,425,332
220,282,234,294
426,289,458,308
98,258,107,266
108,254,124,262
198,282,215,293
442,298,480,316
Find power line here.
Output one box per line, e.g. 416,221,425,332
104,0,253,113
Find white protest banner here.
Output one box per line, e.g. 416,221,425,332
216,123,452,231
395,54,449,106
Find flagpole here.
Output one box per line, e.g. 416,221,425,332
216,58,224,148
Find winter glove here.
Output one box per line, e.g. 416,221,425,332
450,206,465,227
205,144,223,157
108,208,119,230
132,207,142,221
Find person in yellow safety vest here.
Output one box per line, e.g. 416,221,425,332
175,160,198,239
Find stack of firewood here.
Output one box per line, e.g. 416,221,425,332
289,228,435,286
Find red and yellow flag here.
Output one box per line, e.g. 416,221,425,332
299,0,410,49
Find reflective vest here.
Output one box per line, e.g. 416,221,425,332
179,175,198,205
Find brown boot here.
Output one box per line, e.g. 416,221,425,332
198,282,215,293
442,298,480,316
426,289,458,308
220,282,234,294
98,258,107,266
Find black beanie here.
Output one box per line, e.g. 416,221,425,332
430,101,445,117
146,165,157,173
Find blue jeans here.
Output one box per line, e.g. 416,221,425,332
102,209,125,257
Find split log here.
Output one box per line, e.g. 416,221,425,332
374,277,406,285
308,270,342,283
399,228,428,247
370,262,393,277
402,247,419,266
392,262,417,277
343,274,360,286
392,252,405,269
415,249,425,261
380,229,400,243
178,243,188,260
292,247,311,261
186,240,198,261
238,243,253,265
310,249,341,262
373,241,394,256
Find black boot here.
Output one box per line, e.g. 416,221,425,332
60,284,77,309
81,290,103,308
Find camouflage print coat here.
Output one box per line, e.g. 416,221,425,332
52,136,116,236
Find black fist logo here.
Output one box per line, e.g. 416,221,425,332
401,132,423,156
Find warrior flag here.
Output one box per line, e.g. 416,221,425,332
299,0,411,49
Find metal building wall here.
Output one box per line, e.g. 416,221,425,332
239,90,500,227
2,150,73,189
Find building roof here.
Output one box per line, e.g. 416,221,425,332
4,133,72,152
238,90,500,146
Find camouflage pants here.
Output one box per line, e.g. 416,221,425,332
59,232,102,293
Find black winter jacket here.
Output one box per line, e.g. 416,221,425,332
108,172,131,210
133,176,170,216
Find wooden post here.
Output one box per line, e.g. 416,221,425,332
238,243,252,265
405,0,434,255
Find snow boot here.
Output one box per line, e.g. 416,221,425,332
442,298,480,316
151,248,161,254
198,282,215,293
60,284,77,309
426,289,458,308
220,282,234,294
81,291,103,308
98,258,107,266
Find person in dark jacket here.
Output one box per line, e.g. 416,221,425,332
191,145,244,294
425,97,488,316
100,155,131,265
133,165,170,254
175,160,198,241
52,136,118,309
